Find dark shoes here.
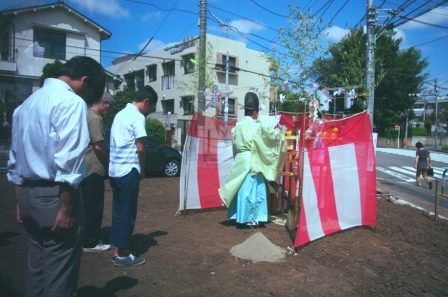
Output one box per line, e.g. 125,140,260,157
429,181,433,190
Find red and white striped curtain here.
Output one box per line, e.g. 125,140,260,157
179,111,377,248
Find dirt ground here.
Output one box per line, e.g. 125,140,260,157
1,174,448,297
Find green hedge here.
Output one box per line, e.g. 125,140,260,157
146,118,165,143
411,127,427,136
384,126,428,140
384,128,399,139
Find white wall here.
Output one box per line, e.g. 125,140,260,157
12,7,103,78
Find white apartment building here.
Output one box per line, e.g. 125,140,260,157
107,34,272,148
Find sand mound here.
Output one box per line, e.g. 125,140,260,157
230,232,286,263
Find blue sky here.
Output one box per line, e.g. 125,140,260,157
4,0,448,94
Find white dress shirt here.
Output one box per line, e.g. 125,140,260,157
7,78,89,188
109,103,146,178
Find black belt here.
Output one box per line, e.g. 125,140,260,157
23,179,58,187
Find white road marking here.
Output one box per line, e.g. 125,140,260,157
378,165,447,182
376,148,447,182
377,166,415,182
389,166,415,176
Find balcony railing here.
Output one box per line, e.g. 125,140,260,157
0,60,16,72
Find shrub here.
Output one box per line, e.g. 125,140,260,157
412,127,427,136
146,118,165,143
40,60,64,87
384,128,398,139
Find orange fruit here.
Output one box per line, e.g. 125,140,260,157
332,127,339,134
286,130,293,136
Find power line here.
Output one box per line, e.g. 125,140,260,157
389,11,448,29
125,0,196,15
117,0,181,73
409,34,448,47
317,0,350,35
312,0,334,19
309,0,335,35
392,0,448,27
249,0,288,18
207,2,279,33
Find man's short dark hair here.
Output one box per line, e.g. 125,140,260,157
56,56,105,104
416,142,423,149
144,85,158,105
133,85,158,106
133,89,149,103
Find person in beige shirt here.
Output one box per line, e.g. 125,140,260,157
81,92,114,252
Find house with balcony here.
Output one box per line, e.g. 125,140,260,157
106,34,272,148
0,1,112,103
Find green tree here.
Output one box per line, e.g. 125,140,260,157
308,28,372,113
268,5,327,94
274,86,306,113
309,27,428,135
39,60,64,87
440,107,448,125
145,118,165,143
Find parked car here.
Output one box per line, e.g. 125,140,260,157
104,128,182,177
143,136,182,177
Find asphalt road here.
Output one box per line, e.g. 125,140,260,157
376,148,448,217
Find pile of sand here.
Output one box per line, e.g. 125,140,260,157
230,232,286,263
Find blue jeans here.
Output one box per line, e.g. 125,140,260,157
109,168,140,249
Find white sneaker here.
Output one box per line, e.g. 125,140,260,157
83,241,111,252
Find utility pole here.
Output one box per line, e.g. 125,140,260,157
405,110,408,148
434,78,438,150
198,0,206,128
366,0,376,129
423,99,426,122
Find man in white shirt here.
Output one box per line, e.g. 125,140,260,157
7,56,105,297
109,85,158,267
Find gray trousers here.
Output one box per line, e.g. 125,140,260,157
19,180,85,297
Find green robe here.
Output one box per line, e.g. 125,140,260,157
218,116,287,207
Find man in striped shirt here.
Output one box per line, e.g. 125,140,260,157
108,86,158,267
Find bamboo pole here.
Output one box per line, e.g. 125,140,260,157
294,103,307,223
